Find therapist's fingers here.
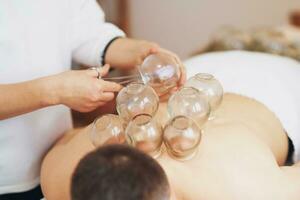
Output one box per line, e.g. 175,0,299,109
98,80,122,93
178,65,187,87
159,87,178,102
149,45,159,54
82,101,108,112
97,92,115,102
99,64,110,77
89,91,115,103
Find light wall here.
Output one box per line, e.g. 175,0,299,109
129,0,300,59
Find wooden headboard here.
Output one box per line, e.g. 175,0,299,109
290,10,300,27
97,0,130,35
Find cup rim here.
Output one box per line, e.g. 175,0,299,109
92,114,121,131
195,73,214,81
131,113,153,126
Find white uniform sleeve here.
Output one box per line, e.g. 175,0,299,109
71,0,125,67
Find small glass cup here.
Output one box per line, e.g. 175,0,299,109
185,73,223,119
163,115,202,161
125,114,163,158
116,82,159,123
167,87,210,128
139,52,181,96
91,114,126,147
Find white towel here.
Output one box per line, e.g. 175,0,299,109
184,51,300,162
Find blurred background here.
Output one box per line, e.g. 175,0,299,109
99,0,300,59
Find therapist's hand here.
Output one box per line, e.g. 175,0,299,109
0,65,121,120
104,37,186,100
104,38,159,69
52,65,122,112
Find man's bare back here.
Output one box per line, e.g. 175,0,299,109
41,93,300,200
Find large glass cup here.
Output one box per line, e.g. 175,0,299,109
168,87,210,128
185,73,223,119
125,114,163,158
116,82,159,123
163,115,202,161
139,52,181,96
90,114,126,147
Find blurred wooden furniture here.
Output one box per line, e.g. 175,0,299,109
98,0,130,35
290,10,300,28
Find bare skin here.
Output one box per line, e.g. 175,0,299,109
41,93,300,200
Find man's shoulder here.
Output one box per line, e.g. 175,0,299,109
41,126,94,200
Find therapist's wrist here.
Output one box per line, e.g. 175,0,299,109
103,37,125,67
102,37,123,66
38,75,61,107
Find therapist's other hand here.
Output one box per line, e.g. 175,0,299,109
104,37,186,100
105,38,159,69
53,65,122,112
105,38,185,83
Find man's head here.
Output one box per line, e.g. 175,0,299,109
71,144,170,200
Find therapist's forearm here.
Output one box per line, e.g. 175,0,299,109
0,77,58,120
0,67,122,120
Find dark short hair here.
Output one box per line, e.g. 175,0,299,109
71,145,170,200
